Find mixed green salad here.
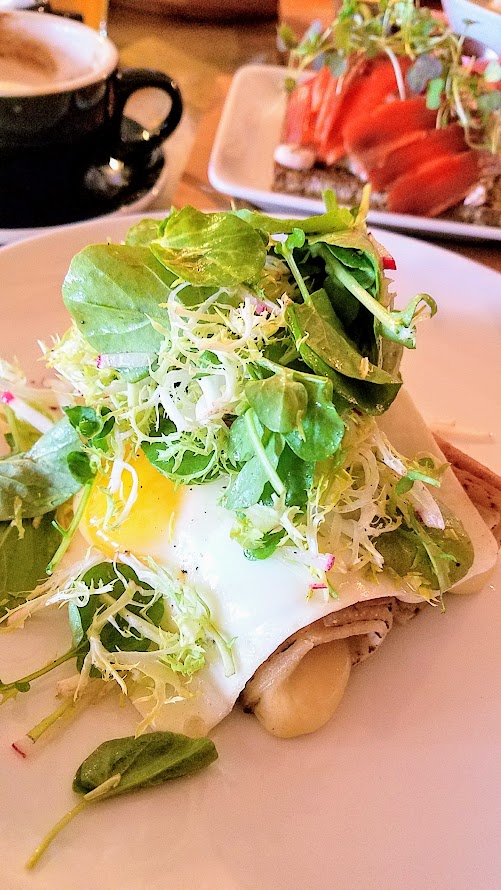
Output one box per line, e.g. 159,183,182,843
0,193,477,864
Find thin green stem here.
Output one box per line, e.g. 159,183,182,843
26,799,89,870
326,255,394,331
27,696,78,743
0,644,83,699
244,409,285,498
281,246,311,304
46,481,93,575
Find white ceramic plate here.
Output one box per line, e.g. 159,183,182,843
209,65,501,243
0,216,500,890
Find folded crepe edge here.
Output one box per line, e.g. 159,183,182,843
242,428,501,730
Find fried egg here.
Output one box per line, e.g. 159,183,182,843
77,391,498,737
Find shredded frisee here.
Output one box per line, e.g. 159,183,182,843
1,553,234,728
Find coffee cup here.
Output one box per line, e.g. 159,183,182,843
0,10,183,228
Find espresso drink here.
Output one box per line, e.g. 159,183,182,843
0,17,91,92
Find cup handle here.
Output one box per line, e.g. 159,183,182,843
113,68,183,162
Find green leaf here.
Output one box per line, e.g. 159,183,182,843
63,244,174,354
375,504,474,592
245,375,308,434
125,218,161,246
276,444,314,507
225,430,284,510
284,375,344,462
234,199,354,236
73,731,218,796
64,406,102,439
27,730,218,869
67,452,95,485
70,562,161,661
0,417,83,520
151,206,267,286
287,289,397,384
244,530,285,560
426,76,445,110
0,514,61,619
142,416,218,484
310,234,380,296
228,412,256,464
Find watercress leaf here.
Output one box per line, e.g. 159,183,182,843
63,244,174,354
310,234,380,295
288,321,400,414
71,562,160,658
67,451,95,485
225,433,283,510
64,406,101,439
276,444,314,507
285,376,344,462
142,440,217,484
285,227,305,251
0,513,61,618
0,417,83,520
426,76,445,110
234,201,354,236
375,504,474,592
151,206,267,286
125,218,162,246
287,290,398,384
228,412,257,464
73,731,218,797
244,530,285,561
245,376,308,434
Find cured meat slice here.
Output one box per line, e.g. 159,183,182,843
369,124,469,190
318,57,411,162
387,151,480,216
344,97,438,173
283,77,314,145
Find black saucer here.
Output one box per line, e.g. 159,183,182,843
1,118,166,231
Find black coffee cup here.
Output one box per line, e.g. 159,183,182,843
0,10,183,228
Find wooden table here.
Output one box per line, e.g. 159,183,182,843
109,0,501,273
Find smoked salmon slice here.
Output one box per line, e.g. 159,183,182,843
369,124,469,191
283,78,314,145
317,57,411,162
387,151,480,216
344,97,438,173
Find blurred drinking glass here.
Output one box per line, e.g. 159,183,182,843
47,0,108,34
0,0,108,33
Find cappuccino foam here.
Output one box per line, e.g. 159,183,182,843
0,16,97,96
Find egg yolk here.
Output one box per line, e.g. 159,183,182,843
80,451,183,559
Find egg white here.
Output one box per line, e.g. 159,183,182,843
71,390,498,737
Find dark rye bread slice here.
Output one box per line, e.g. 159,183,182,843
273,162,501,228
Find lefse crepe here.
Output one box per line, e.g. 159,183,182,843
133,391,499,738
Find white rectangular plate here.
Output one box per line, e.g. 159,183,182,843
209,64,501,242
